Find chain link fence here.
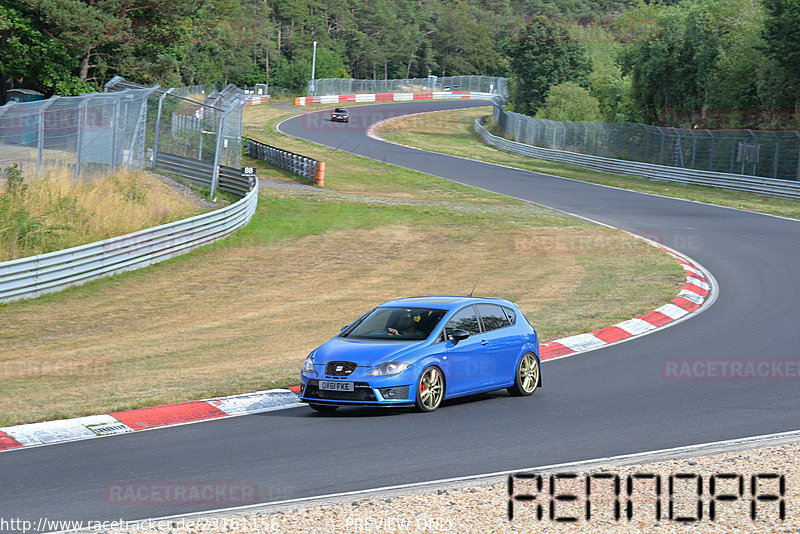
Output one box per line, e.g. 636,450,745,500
309,76,508,98
0,77,249,186
106,77,248,172
494,105,800,182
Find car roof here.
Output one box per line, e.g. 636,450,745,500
378,296,516,311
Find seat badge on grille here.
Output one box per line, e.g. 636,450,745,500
336,365,343,372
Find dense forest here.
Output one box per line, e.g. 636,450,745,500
1,0,799,129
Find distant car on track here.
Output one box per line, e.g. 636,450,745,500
299,296,540,413
330,107,349,122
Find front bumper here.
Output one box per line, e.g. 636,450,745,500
298,376,414,406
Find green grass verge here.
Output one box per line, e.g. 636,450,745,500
376,107,800,220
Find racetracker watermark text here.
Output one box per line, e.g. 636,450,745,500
662,358,800,381
104,481,258,505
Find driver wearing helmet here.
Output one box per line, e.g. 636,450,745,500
388,311,425,338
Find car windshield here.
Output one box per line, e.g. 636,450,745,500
343,307,447,341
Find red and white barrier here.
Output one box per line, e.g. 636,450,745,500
245,95,270,105
294,91,495,106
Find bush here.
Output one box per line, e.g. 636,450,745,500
535,82,603,122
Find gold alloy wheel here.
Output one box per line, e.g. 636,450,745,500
518,353,539,394
417,366,444,411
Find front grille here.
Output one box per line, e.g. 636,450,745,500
303,380,376,402
325,361,357,377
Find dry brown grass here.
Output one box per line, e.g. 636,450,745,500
0,167,202,261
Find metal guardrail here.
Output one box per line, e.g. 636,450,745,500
493,104,800,183
0,168,258,304
475,117,800,201
155,152,253,197
244,138,320,182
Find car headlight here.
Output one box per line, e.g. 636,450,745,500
302,352,316,374
367,362,410,376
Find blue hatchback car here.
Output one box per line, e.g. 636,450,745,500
299,296,540,412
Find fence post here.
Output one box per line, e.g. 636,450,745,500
795,132,800,181
210,110,225,198
772,132,780,179
153,88,174,169
583,123,589,153
708,130,716,171
131,86,159,168
75,95,92,180
110,95,121,169
37,97,57,173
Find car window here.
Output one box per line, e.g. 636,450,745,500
476,304,510,331
344,307,446,340
501,306,516,325
444,306,480,339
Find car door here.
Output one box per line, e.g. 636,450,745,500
476,303,519,385
442,305,493,395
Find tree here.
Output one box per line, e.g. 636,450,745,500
762,0,800,110
272,46,348,92
0,3,93,98
429,0,506,77
504,16,592,115
535,81,602,121
18,0,130,84
616,0,769,128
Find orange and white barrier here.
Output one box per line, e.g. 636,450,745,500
245,95,270,105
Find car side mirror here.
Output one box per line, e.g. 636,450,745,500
451,329,470,343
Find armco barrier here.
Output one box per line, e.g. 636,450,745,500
474,118,800,201
244,138,323,184
294,91,496,106
0,173,258,304
155,152,253,196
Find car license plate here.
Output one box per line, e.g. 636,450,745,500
319,380,354,392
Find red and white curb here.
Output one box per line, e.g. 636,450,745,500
0,242,712,453
294,91,495,106
0,389,300,451
540,238,712,361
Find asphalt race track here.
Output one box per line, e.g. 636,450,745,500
2,101,799,531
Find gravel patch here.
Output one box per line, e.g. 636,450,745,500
257,177,320,191
104,439,798,533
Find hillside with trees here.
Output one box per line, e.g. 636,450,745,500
1,0,798,130
0,0,631,96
